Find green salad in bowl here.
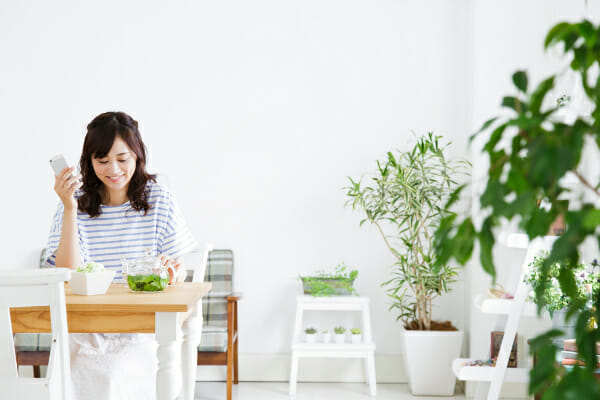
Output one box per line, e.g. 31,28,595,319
77,261,105,273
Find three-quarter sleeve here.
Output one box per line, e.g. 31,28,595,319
45,202,87,267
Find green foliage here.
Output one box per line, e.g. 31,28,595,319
433,19,600,398
346,132,470,330
525,253,596,317
304,327,317,334
126,274,168,292
334,325,346,334
299,262,358,296
350,328,361,335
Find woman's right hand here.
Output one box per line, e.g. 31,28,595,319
54,166,82,210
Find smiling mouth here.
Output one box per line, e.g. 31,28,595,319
106,175,124,182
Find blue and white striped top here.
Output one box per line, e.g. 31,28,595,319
45,181,198,278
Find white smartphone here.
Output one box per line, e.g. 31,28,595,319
49,154,70,176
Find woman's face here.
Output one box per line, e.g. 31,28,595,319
91,136,137,197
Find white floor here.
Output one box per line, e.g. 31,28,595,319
194,382,466,400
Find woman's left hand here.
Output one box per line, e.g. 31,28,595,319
158,254,182,284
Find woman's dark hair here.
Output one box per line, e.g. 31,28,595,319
78,111,156,217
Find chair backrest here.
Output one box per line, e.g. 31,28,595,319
204,249,233,294
202,249,234,330
0,268,71,400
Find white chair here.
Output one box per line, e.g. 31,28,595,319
0,268,71,400
183,243,214,283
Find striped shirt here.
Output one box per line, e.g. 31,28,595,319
45,181,198,279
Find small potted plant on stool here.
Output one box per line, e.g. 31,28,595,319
351,328,362,344
305,327,317,343
321,329,331,343
334,325,346,344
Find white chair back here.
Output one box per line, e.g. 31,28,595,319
0,268,71,400
185,243,214,283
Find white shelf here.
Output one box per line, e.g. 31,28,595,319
475,295,541,317
292,342,376,351
289,295,376,396
498,232,529,249
452,359,529,383
498,232,558,250
459,236,557,399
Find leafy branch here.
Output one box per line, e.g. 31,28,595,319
434,19,600,398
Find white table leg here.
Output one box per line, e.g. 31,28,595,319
156,312,182,400
180,300,203,400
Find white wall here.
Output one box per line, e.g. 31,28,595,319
4,0,596,386
1,0,470,381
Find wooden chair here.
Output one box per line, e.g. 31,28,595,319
194,249,240,400
1,268,71,400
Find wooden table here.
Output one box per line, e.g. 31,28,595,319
10,282,212,400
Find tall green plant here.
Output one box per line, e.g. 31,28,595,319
434,20,600,398
346,133,469,330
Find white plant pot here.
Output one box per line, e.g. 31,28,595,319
351,334,362,344
402,328,463,396
321,333,331,343
305,334,316,344
334,334,345,344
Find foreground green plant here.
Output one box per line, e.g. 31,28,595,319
434,19,600,398
346,133,469,330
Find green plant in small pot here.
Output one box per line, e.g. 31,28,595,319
299,262,358,297
321,329,331,343
333,325,346,344
304,327,317,344
346,133,470,396
350,328,362,344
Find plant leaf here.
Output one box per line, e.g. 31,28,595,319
512,70,528,93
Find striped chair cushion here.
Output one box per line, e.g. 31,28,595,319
198,249,233,352
14,332,53,352
14,249,53,352
199,326,228,352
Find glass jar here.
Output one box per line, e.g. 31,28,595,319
122,250,170,292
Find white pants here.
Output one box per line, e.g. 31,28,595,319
69,333,158,400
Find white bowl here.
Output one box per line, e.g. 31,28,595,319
69,270,115,295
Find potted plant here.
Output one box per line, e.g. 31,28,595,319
334,326,346,344
304,327,317,344
432,19,600,399
346,133,469,395
321,329,331,343
299,263,358,297
350,328,362,344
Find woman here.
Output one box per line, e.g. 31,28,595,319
46,111,198,400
